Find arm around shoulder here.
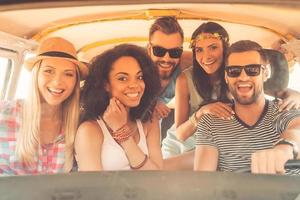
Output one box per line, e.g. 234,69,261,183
273,88,300,111
75,120,103,171
175,72,190,124
175,73,197,142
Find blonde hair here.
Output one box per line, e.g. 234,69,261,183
16,60,80,172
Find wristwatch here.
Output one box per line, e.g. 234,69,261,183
274,138,299,160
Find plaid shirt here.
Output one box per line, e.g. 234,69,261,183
0,100,66,176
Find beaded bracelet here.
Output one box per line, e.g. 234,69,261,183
112,124,133,144
130,154,148,170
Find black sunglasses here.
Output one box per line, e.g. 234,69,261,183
225,64,264,77
151,45,183,59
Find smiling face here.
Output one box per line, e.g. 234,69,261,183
148,31,183,80
37,58,77,106
194,36,224,75
225,50,267,105
106,56,145,108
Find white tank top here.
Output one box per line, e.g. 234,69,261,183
98,118,149,170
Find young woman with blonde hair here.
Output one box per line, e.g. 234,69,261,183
0,37,88,175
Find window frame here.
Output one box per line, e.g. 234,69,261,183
0,32,37,100
0,47,19,100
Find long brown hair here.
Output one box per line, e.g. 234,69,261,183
190,22,230,105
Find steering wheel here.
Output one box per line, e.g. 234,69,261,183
234,160,300,173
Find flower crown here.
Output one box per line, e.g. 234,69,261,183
189,32,228,48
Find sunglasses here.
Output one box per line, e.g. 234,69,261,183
151,45,183,59
225,64,264,77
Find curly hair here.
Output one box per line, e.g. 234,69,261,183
190,22,230,104
80,44,161,123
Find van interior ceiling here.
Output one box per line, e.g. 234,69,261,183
0,1,300,200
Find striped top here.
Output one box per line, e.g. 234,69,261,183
195,100,300,174
0,100,66,176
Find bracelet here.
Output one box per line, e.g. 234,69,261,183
112,124,132,144
189,112,198,127
274,138,299,160
113,123,129,133
130,154,148,170
113,135,131,144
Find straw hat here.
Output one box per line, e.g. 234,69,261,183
24,37,89,79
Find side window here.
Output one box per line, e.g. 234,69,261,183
0,32,37,100
0,49,34,100
0,46,23,100
15,53,35,100
0,56,13,100
15,67,31,100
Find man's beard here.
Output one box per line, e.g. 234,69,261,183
229,84,263,105
155,60,179,80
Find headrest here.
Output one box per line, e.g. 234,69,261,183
263,49,289,96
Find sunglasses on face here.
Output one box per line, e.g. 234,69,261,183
225,64,264,77
151,45,183,59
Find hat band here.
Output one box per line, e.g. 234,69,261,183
39,51,77,60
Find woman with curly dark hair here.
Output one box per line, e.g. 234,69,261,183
75,44,163,171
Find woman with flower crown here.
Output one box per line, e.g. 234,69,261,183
161,22,232,161
162,22,300,169
0,37,88,175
